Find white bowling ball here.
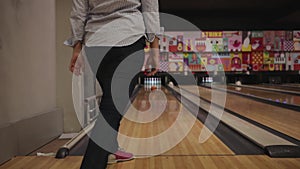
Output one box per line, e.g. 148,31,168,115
235,81,242,86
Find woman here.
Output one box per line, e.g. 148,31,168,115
65,0,160,168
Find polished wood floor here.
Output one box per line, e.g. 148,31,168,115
118,88,233,156
1,87,299,169
1,155,300,169
182,85,300,140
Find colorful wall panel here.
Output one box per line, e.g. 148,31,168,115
144,30,300,72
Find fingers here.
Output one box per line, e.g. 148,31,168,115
69,52,83,75
146,68,158,76
69,53,77,72
69,61,75,73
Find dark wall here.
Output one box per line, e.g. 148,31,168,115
159,0,300,30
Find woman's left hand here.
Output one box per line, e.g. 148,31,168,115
146,68,158,76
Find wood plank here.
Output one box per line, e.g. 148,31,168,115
5,88,300,169
118,88,233,156
1,156,299,169
186,85,300,140
175,85,295,147
28,87,232,158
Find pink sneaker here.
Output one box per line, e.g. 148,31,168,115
108,148,134,164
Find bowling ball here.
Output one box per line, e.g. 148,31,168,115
235,81,242,86
151,86,157,91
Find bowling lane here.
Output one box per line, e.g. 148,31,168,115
118,87,234,156
282,83,300,88
250,84,300,92
181,85,300,141
225,85,300,106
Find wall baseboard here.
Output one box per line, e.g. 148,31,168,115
0,124,18,165
0,108,63,164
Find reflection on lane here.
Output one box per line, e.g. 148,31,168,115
253,84,300,92
129,87,180,124
282,83,300,87
189,85,300,140
211,84,300,106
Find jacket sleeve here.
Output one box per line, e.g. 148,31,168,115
64,0,89,47
141,0,160,42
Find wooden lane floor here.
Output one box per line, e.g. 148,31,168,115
250,84,300,92
118,87,233,156
1,155,300,169
1,87,300,168
181,85,300,140
282,83,300,88
225,85,300,105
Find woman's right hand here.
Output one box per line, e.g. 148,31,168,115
69,42,84,76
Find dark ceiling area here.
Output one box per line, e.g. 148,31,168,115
159,0,300,30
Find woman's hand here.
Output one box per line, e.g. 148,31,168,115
146,68,158,76
69,42,84,76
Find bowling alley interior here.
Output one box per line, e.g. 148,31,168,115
1,0,300,169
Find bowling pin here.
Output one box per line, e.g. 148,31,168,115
147,77,150,90
151,77,153,87
149,78,151,90
147,77,149,88
159,77,161,89
158,77,161,89
157,77,160,88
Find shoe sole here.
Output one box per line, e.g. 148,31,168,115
107,156,135,164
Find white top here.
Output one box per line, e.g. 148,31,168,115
64,0,160,47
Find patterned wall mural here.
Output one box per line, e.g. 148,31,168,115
144,30,300,72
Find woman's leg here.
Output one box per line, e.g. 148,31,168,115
80,37,145,169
